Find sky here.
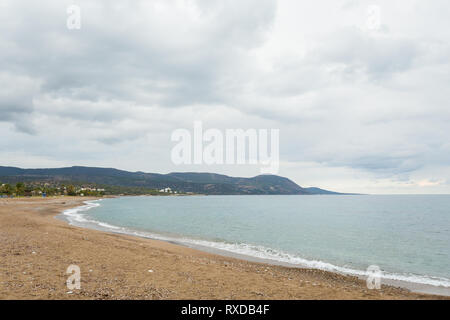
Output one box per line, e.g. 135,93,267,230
1,0,450,194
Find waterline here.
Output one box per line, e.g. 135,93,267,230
58,198,450,295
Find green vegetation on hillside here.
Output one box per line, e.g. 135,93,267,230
0,180,183,197
0,165,345,195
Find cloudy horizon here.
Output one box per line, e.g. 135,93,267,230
1,0,450,194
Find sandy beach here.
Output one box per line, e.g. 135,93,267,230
0,197,446,300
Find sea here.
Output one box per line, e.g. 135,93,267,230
59,195,450,295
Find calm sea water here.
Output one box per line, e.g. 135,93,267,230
62,195,450,289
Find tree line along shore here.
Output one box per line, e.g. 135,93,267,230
0,181,187,198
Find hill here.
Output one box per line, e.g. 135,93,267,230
0,166,345,195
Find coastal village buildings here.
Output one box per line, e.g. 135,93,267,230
158,187,178,194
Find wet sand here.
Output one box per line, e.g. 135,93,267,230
0,197,447,300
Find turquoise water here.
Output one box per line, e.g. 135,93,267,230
62,195,450,288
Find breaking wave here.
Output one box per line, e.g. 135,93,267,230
61,200,450,289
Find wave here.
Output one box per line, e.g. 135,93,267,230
62,200,121,230
61,200,450,289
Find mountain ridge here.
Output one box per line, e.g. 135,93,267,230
0,165,349,195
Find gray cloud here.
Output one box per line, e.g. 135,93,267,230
0,0,276,107
312,27,420,81
1,0,450,193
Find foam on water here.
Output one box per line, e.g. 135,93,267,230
60,200,450,289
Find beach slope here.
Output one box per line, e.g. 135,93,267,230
0,197,445,299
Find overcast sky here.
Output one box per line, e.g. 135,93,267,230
1,0,450,194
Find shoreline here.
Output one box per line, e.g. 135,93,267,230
62,197,450,297
60,197,450,297
1,196,447,299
